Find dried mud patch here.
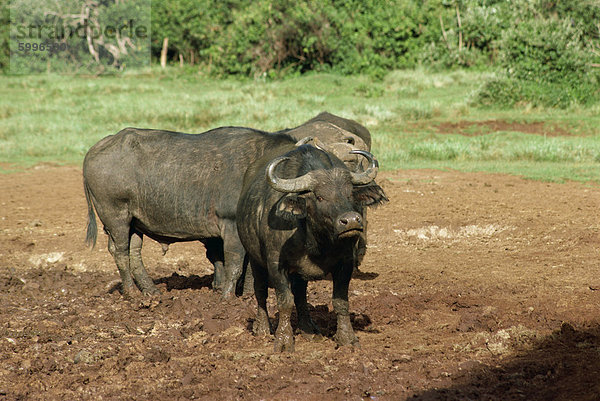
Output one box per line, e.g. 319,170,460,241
435,120,572,136
1,166,599,400
393,224,512,244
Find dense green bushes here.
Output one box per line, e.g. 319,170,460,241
150,0,438,78
148,0,510,77
475,0,600,107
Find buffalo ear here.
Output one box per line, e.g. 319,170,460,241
275,194,307,221
353,183,388,207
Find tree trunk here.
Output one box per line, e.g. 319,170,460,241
160,37,168,69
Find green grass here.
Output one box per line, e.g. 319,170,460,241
1,67,599,182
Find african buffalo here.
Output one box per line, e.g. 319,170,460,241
237,144,387,351
83,127,297,299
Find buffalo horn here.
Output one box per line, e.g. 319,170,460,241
267,156,316,193
311,137,332,153
349,150,379,184
294,136,313,146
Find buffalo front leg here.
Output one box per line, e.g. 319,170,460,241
332,263,359,347
291,275,320,337
220,221,245,299
271,263,295,352
355,210,367,270
129,230,160,296
251,259,271,337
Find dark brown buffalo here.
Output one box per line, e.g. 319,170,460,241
83,127,297,299
237,144,387,351
236,112,373,295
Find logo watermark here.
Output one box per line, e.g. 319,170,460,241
9,0,151,74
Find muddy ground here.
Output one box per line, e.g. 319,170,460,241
0,165,599,400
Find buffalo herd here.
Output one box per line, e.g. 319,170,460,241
83,112,387,351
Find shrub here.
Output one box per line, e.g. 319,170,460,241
477,77,600,108
207,1,337,77
419,0,517,69
500,18,594,85
206,0,428,78
475,0,600,108
151,0,241,65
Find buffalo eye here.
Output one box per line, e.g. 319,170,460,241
316,195,324,202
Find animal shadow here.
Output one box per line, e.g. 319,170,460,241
155,272,214,291
246,303,377,337
107,272,214,295
307,304,377,337
352,269,379,280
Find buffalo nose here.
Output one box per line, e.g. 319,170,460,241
336,211,363,235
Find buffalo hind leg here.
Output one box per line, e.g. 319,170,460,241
332,263,359,347
204,238,224,292
238,255,255,297
291,275,321,338
107,227,137,300
129,230,160,296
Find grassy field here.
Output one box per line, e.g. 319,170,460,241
1,68,599,182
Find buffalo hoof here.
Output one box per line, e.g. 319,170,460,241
252,317,272,337
220,283,236,300
274,320,295,352
120,284,139,301
241,271,254,296
299,332,325,342
297,317,321,336
211,278,222,292
333,331,359,348
220,292,234,301
141,286,161,297
274,335,295,353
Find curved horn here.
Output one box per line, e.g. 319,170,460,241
294,136,313,146
312,137,332,153
349,150,379,185
266,156,316,193
295,136,332,153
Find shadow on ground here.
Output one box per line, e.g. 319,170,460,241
156,272,214,291
410,322,600,401
106,272,214,295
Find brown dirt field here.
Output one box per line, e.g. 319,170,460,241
1,165,599,400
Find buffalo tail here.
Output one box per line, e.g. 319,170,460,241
83,179,97,249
